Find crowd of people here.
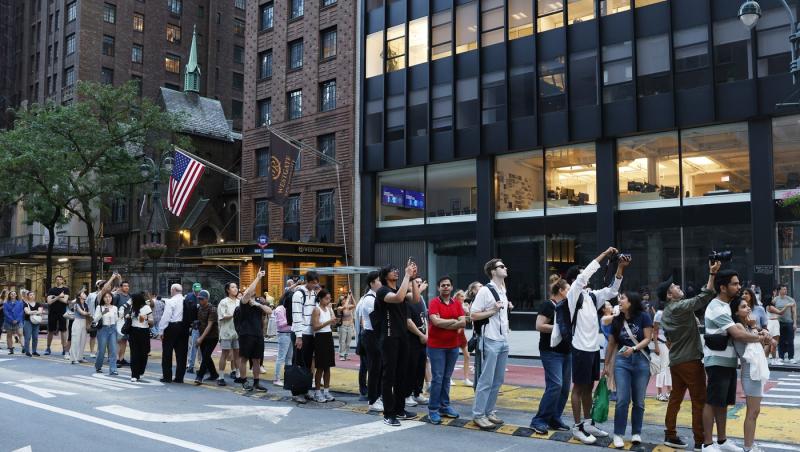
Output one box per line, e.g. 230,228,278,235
0,250,797,452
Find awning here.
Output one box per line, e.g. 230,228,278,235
287,266,381,275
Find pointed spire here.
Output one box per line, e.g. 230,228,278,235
184,24,201,93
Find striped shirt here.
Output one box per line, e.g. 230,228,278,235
703,298,738,368
291,286,317,336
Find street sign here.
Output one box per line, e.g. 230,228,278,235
253,248,274,258
258,235,269,248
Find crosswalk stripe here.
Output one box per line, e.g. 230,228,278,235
20,377,105,392
62,376,128,390
67,375,140,389
776,383,800,387
763,402,800,407
767,388,800,392
763,394,800,399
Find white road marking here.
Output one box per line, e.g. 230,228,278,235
0,359,14,363
765,388,800,392
238,420,425,452
10,383,76,398
763,394,800,399
759,442,800,451
97,404,291,423
0,391,224,452
68,375,140,389
20,377,104,392
762,402,800,407
11,446,32,452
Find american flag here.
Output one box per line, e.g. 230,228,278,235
167,150,205,217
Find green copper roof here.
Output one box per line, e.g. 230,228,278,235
184,24,201,93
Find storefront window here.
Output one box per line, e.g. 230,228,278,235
366,31,383,78
773,115,800,193
377,167,424,226
496,150,545,218
778,222,800,292
616,227,682,297
600,0,629,16
432,10,453,60
617,132,680,209
568,0,595,25
508,0,533,40
545,143,597,214
426,240,479,297
681,123,750,205
713,17,753,83
426,160,477,223
497,236,546,312
455,1,478,54
538,0,564,32
408,17,428,67
386,24,406,72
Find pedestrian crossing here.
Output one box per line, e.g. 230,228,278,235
0,372,162,398
763,374,800,406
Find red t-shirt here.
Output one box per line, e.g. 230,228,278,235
427,296,465,349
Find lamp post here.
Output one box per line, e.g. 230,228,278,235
739,0,800,88
140,153,174,295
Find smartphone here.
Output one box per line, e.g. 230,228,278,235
619,346,630,354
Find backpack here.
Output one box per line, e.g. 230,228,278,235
472,283,502,336
233,304,244,334
368,295,385,334
552,291,597,347
280,289,299,326
182,296,197,331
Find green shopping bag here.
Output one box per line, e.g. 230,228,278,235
591,376,610,424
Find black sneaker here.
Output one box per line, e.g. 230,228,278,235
217,379,227,386
25,352,32,357
8,350,13,355
530,423,549,435
398,410,416,420
234,377,247,384
243,382,254,391
187,368,195,374
665,437,688,449
254,384,268,392
194,378,203,386
32,352,40,356
384,417,401,427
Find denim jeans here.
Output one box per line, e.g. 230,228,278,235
427,346,459,412
188,328,200,369
275,332,294,380
95,325,118,374
23,320,39,354
614,352,651,435
531,350,572,428
472,337,509,418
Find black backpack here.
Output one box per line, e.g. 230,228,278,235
472,283,502,336
554,291,597,345
368,295,385,334
280,289,297,326
182,296,197,331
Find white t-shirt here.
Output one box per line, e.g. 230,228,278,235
470,283,509,342
132,305,153,328
567,260,623,352
217,297,240,340
93,305,119,326
356,290,376,331
654,310,667,342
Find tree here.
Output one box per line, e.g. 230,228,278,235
0,81,185,285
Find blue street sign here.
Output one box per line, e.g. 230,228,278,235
253,248,274,258
258,235,269,248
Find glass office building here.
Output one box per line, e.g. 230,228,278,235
358,0,800,328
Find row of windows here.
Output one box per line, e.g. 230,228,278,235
256,80,336,126
255,134,336,180
259,0,337,32
254,190,335,242
256,30,336,82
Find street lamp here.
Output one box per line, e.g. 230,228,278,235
140,153,174,295
739,0,800,90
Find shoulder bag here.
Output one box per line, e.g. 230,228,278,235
623,319,661,376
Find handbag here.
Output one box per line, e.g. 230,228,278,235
284,348,313,396
30,313,43,325
467,331,479,353
590,376,610,423
704,334,730,351
63,310,75,321
623,320,661,376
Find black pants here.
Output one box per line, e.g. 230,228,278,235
129,327,150,379
406,338,427,398
162,323,189,382
364,330,382,404
381,335,408,418
197,336,219,380
358,330,368,396
779,322,795,360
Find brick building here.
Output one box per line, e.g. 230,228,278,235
0,0,19,130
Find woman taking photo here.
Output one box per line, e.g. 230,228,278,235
22,290,44,357
604,291,653,448
129,292,154,382
311,289,337,403
337,292,356,361
70,288,90,364
93,273,121,375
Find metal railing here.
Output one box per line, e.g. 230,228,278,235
0,234,113,258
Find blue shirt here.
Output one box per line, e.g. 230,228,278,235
4,300,23,323
751,305,768,330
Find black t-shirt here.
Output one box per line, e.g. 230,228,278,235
47,286,70,315
538,300,571,354
406,299,426,334
24,302,43,321
376,286,407,338
235,302,265,337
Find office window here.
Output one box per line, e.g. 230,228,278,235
508,0,533,40
456,1,478,54
681,123,750,203
482,0,504,47
539,56,566,113
386,89,405,141
432,10,452,60
168,0,182,15
259,50,272,78
66,34,75,55
322,0,336,7
256,148,269,177
102,35,115,57
232,72,244,91
601,0,630,16
377,167,425,225
569,49,598,108
235,0,246,10
318,133,335,165
321,27,337,59
386,24,406,72
67,2,77,22
165,54,181,73
166,24,181,43
432,81,453,132
568,0,595,25
320,80,336,112
496,150,545,215
482,70,506,125
617,132,680,208
673,26,710,90
131,44,143,63
602,41,633,103
103,3,116,24
198,5,205,17
233,18,245,36
546,143,597,212
637,34,671,97
291,0,304,19
288,90,302,119
408,85,428,137
289,39,303,70
635,0,665,7
456,77,479,129
254,199,269,236
131,75,143,96
366,31,383,78
427,161,477,221
509,60,535,117
64,67,75,86
315,191,334,243
756,8,790,78
714,18,752,83
231,99,243,119
257,98,271,126
407,17,428,67
538,0,564,32
233,45,244,64
284,195,300,241
101,67,114,85
773,115,800,192
133,13,144,32
260,2,274,30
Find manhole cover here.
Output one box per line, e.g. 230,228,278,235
296,400,346,409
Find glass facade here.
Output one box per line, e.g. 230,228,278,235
455,2,478,54
681,123,750,204
378,167,425,226
545,143,596,213
408,17,428,66
508,0,533,40
426,160,477,222
617,132,680,209
386,24,406,72
496,150,544,216
538,0,563,32
773,115,800,192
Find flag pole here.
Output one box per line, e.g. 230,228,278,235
173,146,248,182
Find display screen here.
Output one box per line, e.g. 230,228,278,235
404,190,425,210
381,186,405,207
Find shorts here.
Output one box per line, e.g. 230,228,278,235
48,313,67,332
89,329,97,338
740,363,764,397
571,347,601,386
3,322,21,333
219,338,239,350
706,365,737,407
239,335,265,360
768,319,781,337
301,334,316,368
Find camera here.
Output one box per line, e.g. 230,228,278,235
611,252,632,262
708,250,733,263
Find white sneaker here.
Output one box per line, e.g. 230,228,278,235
405,396,418,407
324,390,335,402
414,395,429,404
632,434,642,445
717,440,744,452
273,379,283,386
572,423,597,445
702,443,722,452
369,399,384,412
749,444,764,452
259,366,267,373
613,435,625,448
583,420,608,438
89,353,96,358
791,359,798,364
314,391,327,403
131,377,137,383
464,378,473,386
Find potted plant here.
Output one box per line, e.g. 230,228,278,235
779,189,800,217
142,242,167,260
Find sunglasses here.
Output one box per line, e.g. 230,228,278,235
495,265,507,270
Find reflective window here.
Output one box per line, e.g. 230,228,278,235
103,3,116,24
547,232,601,289
408,17,428,66
538,56,566,113
378,167,425,225
132,44,143,63
287,89,302,119
67,2,77,22
289,39,303,70
260,2,274,30
386,24,406,72
258,98,271,126
254,199,269,236
600,0,630,16
772,115,800,192
316,191,334,243
232,72,244,91
432,11,453,60
496,150,545,215
432,81,453,132
366,31,384,78
408,85,428,137
684,224,753,293
456,2,478,54
168,0,182,15
497,236,546,311
602,41,633,103
757,8,792,77
284,195,300,241
233,18,245,36
617,132,680,208
101,67,114,85
508,0,533,40
538,0,564,32
569,49,597,108
259,50,273,79
681,123,750,203
568,0,595,25
102,35,115,57
674,26,710,90
427,240,478,299
545,143,596,212
509,60,535,117
66,34,75,55
482,70,506,124
427,160,477,221
320,80,336,112
234,45,244,64
365,86,383,144
386,89,405,141
456,77,479,129
291,0,304,19
615,226,682,296
714,17,753,83
318,133,335,166
637,34,671,97
481,0,504,47
321,27,337,59
256,148,269,177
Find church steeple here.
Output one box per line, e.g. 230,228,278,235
184,25,201,93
